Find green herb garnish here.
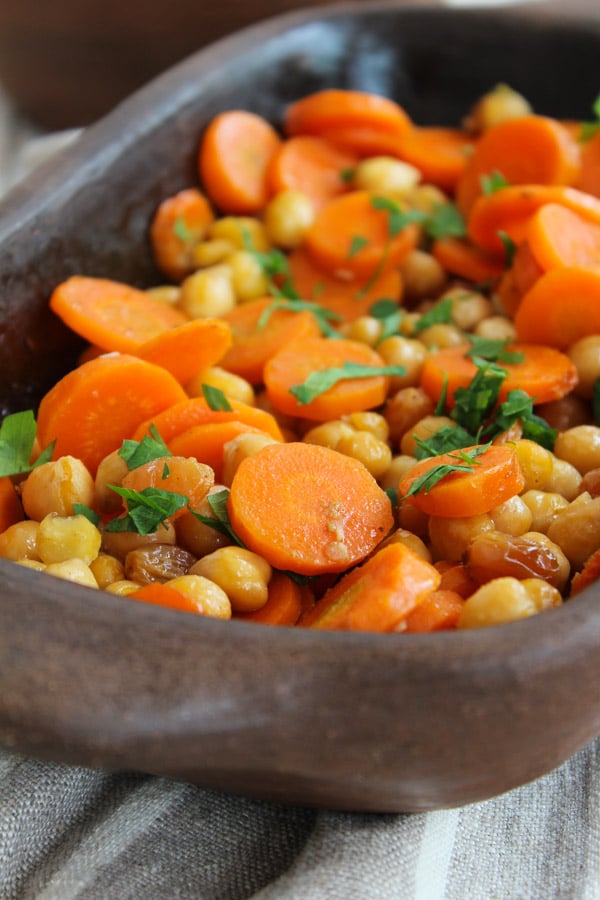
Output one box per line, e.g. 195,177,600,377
498,230,517,268
413,424,475,460
413,297,454,333
403,443,491,498
105,486,189,536
0,410,54,478
202,383,233,412
370,195,466,240
580,94,600,142
257,298,341,338
451,360,508,434
72,504,101,526
191,488,244,545
348,235,370,258
339,166,356,184
173,216,193,242
118,424,171,470
480,171,509,195
465,336,525,365
369,298,405,340
290,362,406,405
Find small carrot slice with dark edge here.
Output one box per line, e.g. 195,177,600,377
198,110,282,214
131,396,284,444
284,89,412,145
235,571,309,626
285,247,403,321
299,542,441,631
228,441,394,576
128,581,206,615
420,343,578,406
264,336,396,420
36,354,188,475
394,126,476,191
467,185,600,256
514,268,600,350
526,203,600,271
150,188,215,282
219,296,321,384
402,589,465,633
431,237,504,284
570,547,600,596
135,318,232,384
304,190,420,280
398,443,525,518
0,477,24,531
49,276,189,354
168,422,270,482
267,135,358,210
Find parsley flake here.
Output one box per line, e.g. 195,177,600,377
451,360,508,434
173,216,193,242
191,488,244,545
72,504,101,527
202,383,233,411
480,171,509,195
498,230,517,268
403,443,491,498
348,235,370,258
465,336,525,365
0,410,54,478
257,298,341,338
105,486,189,536
369,298,405,340
413,297,454,334
290,362,406,405
118,424,171,470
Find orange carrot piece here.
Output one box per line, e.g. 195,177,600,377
132,396,284,444
227,441,394,575
576,130,600,198
395,126,476,191
494,269,523,318
135,318,232,384
235,572,307,626
304,190,420,280
0,477,24,531
299,542,441,631
267,135,358,209
420,343,578,406
431,237,504,284
514,267,600,349
264,335,390,421
49,276,189,354
570,547,600,597
128,581,205,615
284,89,411,143
36,354,188,475
403,589,465,632
511,240,544,297
218,296,321,385
436,561,479,599
198,110,282,214
467,185,600,255
149,188,215,282
121,456,214,519
398,443,525,518
526,203,600,272
168,422,268,481
286,247,403,321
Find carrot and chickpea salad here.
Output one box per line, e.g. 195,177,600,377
3,84,600,632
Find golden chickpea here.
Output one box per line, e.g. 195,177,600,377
89,552,125,588
342,412,390,442
191,238,237,268
17,559,46,572
383,387,435,447
458,576,549,630
416,322,465,350
264,190,315,248
520,490,569,533
403,184,449,214
547,494,600,570
379,454,418,491
463,84,532,134
166,574,231,619
227,250,270,301
568,335,600,399
186,366,255,406
303,421,355,450
21,456,95,521
208,216,270,252
145,285,180,306
521,577,563,613
399,250,447,302
400,415,456,457
473,315,517,342
178,265,236,319
222,433,280,487
175,489,233,559
443,287,493,331
45,558,99,589
489,495,533,536
554,425,600,475
189,546,271,613
545,457,582,501
380,527,432,563
336,430,393,478
101,520,176,561
0,520,41,561
511,439,554,491
428,513,494,562
338,316,383,347
37,513,102,566
95,449,130,514
353,156,421,194
376,335,428,389
106,580,142,596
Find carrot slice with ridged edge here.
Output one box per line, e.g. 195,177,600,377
131,396,284,444
135,318,232,384
227,441,394,575
36,354,188,475
49,276,189,354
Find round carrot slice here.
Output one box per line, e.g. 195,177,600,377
284,89,411,142
150,188,215,282
514,268,600,349
227,441,394,575
135,318,232,384
267,135,358,209
128,582,205,615
131,396,284,444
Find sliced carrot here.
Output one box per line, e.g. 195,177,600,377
455,115,580,216
420,343,578,406
514,267,600,349
398,443,525,518
235,572,307,626
120,456,214,519
576,130,600,198
198,110,282,214
403,589,465,632
304,190,420,280
131,396,284,444
570,547,600,597
168,422,268,482
0,477,24,531
318,125,407,158
494,269,523,318
135,318,232,384
128,582,205,615
526,203,600,272
49,276,189,354
467,185,600,255
436,561,479,599
227,441,394,575
299,542,441,631
431,237,504,285
267,135,358,209
394,126,476,191
219,296,321,384
286,247,403,321
36,354,188,475
511,240,544,296
284,89,411,144
149,188,215,282
264,336,390,421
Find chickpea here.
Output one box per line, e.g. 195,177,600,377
95,449,130,514
568,335,600,399
342,412,390,443
399,250,447,302
428,513,494,562
511,439,554,491
208,216,269,252
416,322,465,350
554,425,600,475
463,84,532,134
383,387,435,447
89,553,125,588
222,432,280,486
352,156,421,195
145,285,180,306
458,576,553,630
106,579,142,596
0,520,41,561
400,415,456,457
473,315,517,343
175,491,233,558
191,238,236,268
545,457,582,502
21,455,95,521
520,490,569,533
379,527,432,563
264,190,315,248
101,520,176,562
190,546,271,613
338,316,383,347
166,574,231,619
178,265,236,319
227,250,270,301
376,335,427,389
336,430,393,478
443,287,493,331
379,454,418,491
580,468,600,497
45,558,99,589
37,513,102,566
547,494,600,570
303,421,355,450
489,495,533,536
186,366,255,407
403,184,449,214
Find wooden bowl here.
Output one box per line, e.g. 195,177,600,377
1,0,600,813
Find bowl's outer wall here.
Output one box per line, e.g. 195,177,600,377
2,1,600,811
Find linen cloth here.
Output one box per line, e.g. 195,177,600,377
1,57,600,900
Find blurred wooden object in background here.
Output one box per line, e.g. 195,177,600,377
0,0,359,129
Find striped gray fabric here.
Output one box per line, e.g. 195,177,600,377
0,739,599,899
